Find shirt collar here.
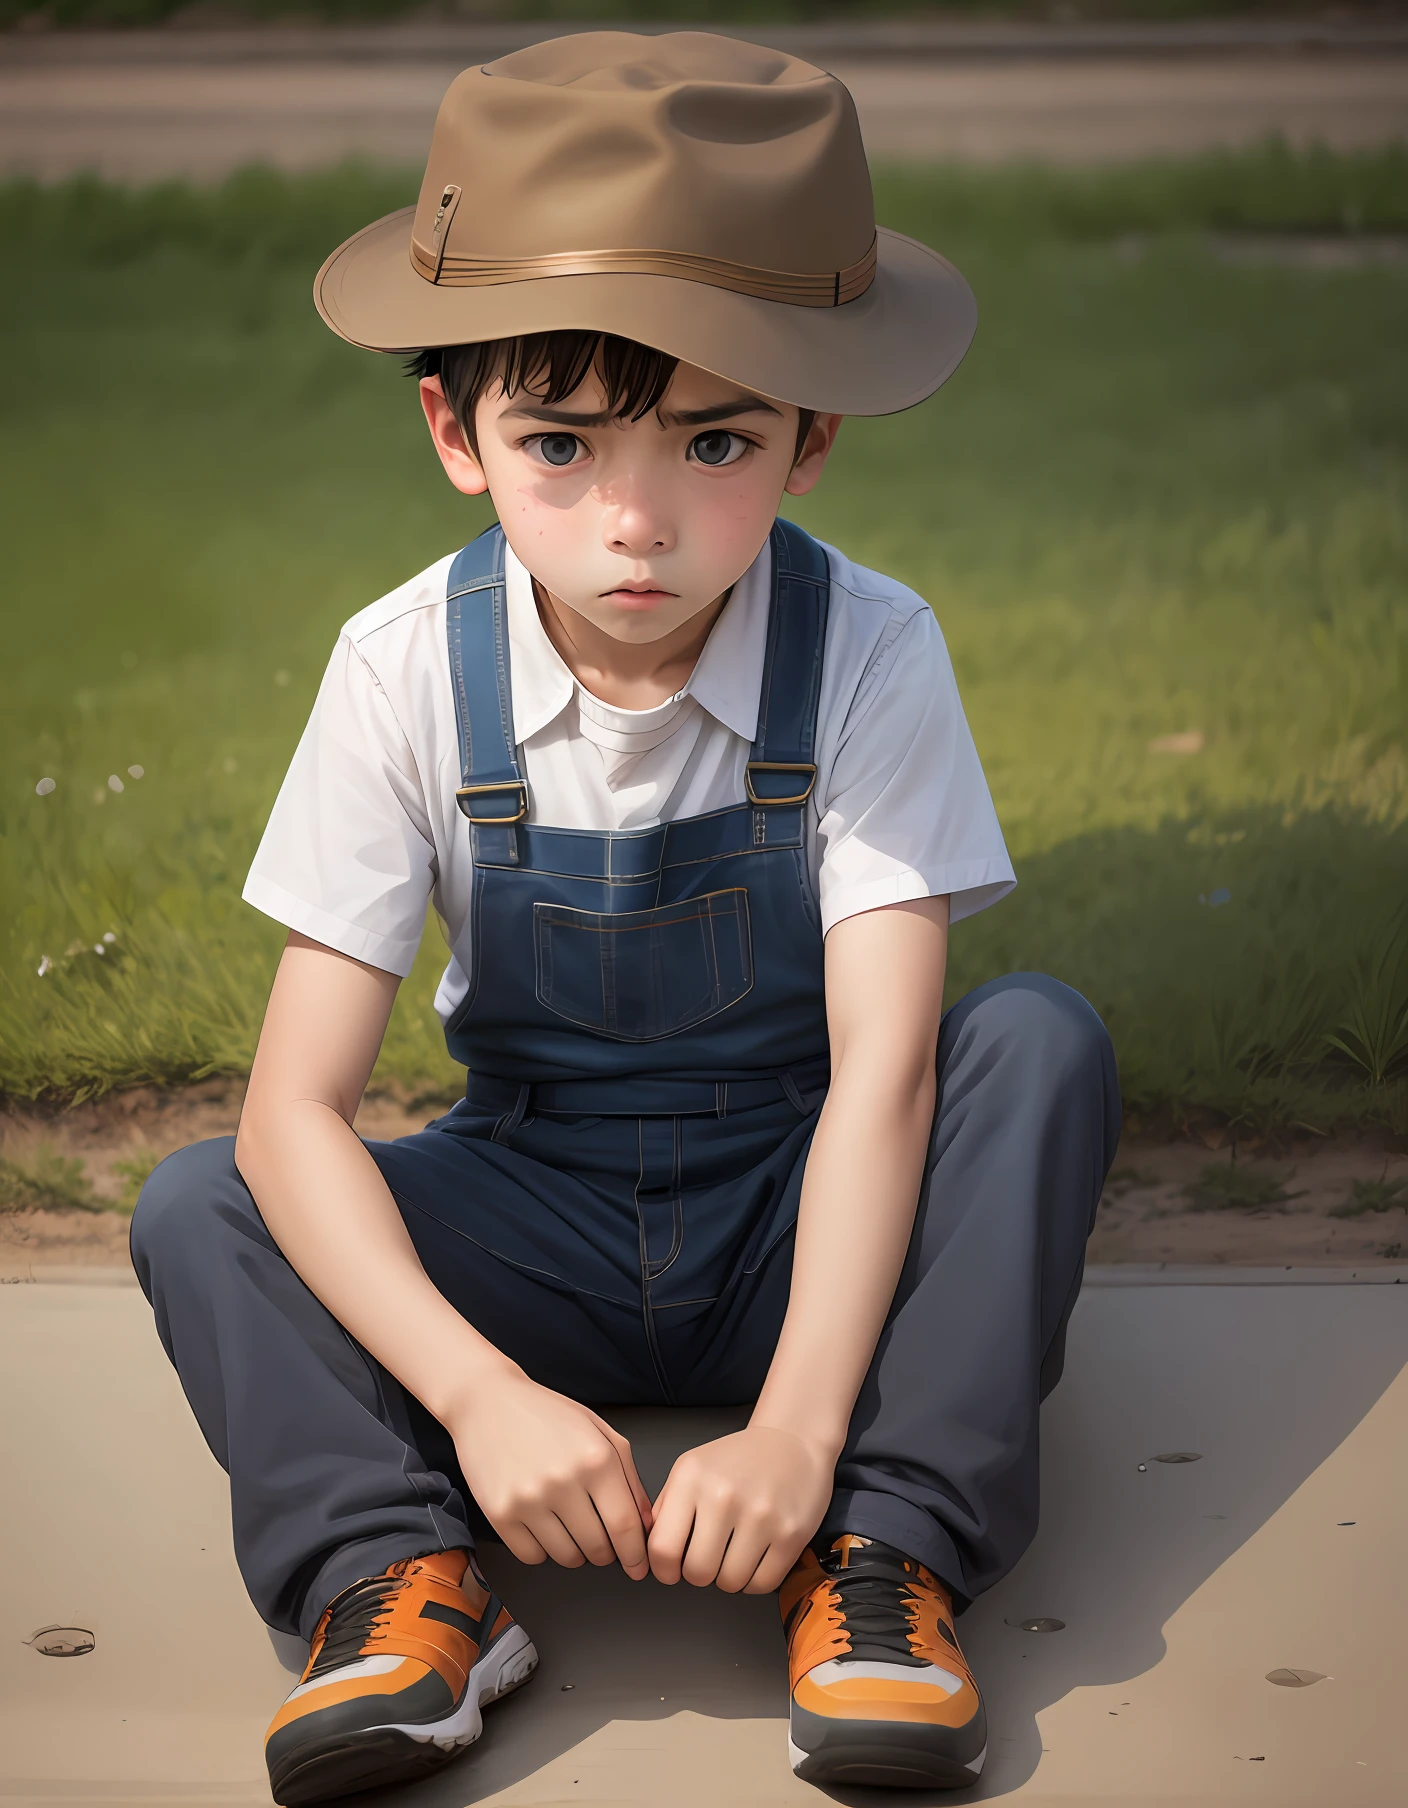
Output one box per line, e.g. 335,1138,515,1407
503,537,771,747
503,544,576,744
683,543,770,743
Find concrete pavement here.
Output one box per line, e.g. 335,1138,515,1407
3,1269,1405,1803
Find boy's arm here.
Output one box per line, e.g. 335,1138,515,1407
648,894,948,1593
236,931,654,1578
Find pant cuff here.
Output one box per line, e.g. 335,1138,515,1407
819,1488,971,1612
297,1529,475,1642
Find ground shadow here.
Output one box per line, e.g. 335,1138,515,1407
944,1282,1408,1800
320,1282,1407,1806
944,806,1408,1131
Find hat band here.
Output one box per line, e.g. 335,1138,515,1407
409,235,878,308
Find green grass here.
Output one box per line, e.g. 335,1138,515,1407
2,147,1406,1128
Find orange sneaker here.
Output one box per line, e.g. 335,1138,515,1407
265,1548,536,1806
780,1533,987,1788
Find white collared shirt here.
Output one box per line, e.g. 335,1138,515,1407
243,535,1015,1023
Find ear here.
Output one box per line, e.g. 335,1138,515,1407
419,376,489,497
783,413,843,497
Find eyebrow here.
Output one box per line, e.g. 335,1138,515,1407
502,396,784,429
662,398,784,428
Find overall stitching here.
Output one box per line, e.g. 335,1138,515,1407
336,1323,458,1554
392,1189,641,1308
532,890,755,1042
470,823,806,880
441,852,489,1029
634,1118,679,1403
643,1115,686,1282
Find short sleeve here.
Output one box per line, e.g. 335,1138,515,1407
816,607,1015,935
243,635,435,976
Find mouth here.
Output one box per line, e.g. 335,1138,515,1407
601,584,677,610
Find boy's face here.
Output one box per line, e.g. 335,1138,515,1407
421,359,840,646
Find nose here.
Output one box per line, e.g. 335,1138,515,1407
599,470,676,560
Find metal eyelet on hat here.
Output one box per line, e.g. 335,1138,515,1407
427,183,461,282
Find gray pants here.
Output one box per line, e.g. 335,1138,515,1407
131,973,1119,1639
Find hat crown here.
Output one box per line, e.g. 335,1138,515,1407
411,31,876,283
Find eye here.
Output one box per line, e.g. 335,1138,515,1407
532,433,583,467
689,430,747,468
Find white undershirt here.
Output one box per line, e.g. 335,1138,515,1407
572,683,702,814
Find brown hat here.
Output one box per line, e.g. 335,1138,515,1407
314,30,975,415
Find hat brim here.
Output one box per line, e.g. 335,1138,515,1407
314,208,975,416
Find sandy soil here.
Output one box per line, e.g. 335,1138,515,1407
2,1079,1405,1281
1086,1131,1408,1267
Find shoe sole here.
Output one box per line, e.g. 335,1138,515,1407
789,1714,987,1790
269,1623,538,1807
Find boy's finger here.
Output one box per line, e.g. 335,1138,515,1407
742,1541,797,1596
715,1525,769,1595
646,1485,694,1585
679,1505,731,1589
581,1415,653,1562
554,1495,620,1568
527,1512,589,1570
594,1418,655,1529
622,1453,655,1529
497,1521,550,1567
589,1476,651,1577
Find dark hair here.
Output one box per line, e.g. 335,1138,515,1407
409,331,815,463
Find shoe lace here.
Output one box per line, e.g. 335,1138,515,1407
821,1543,927,1668
305,1570,408,1680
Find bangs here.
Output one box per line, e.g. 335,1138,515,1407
408,330,814,462
408,332,677,449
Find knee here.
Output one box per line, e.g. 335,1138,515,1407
129,1135,245,1288
945,972,1114,1093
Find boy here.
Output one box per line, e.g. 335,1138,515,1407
132,30,1118,1805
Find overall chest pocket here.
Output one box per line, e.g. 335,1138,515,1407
534,889,754,1042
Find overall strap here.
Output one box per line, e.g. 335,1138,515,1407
746,518,831,807
445,525,527,825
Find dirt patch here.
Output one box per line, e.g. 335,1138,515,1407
0,1079,433,1281
2,1084,1406,1281
1087,1132,1408,1267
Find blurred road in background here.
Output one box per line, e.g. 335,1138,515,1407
2,19,1406,180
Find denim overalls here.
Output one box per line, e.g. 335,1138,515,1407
442,515,831,1090
368,518,840,1410
132,518,1120,1639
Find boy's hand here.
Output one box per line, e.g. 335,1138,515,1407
647,1424,836,1595
447,1371,654,1579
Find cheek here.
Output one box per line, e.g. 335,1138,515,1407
478,438,593,527
508,484,578,532
693,476,782,560
494,481,601,596
498,470,593,547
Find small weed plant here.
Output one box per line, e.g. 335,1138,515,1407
1182,1162,1297,1214
0,1146,98,1213
1105,1167,1162,1195
112,1152,161,1215
1329,1173,1408,1219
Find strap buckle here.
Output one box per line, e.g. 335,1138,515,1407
456,780,528,825
745,761,817,807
